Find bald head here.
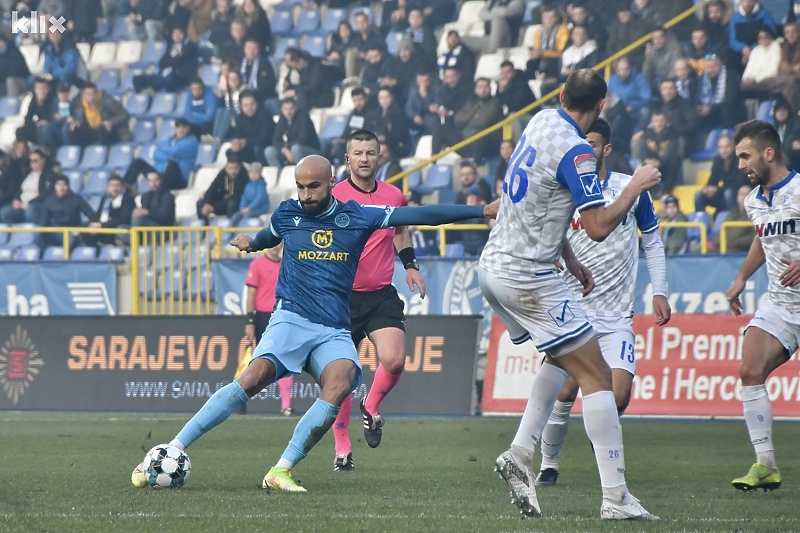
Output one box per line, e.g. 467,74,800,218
295,155,335,215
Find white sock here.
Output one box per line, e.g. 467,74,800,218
540,400,574,471
276,457,294,469
582,390,626,494
742,384,776,468
169,438,186,451
512,363,569,453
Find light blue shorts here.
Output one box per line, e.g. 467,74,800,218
252,308,362,390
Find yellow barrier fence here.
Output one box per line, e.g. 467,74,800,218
658,221,708,254
718,221,755,254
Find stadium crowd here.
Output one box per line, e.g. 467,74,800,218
0,0,799,260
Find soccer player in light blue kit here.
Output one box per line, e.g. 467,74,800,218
479,69,662,520
131,155,497,492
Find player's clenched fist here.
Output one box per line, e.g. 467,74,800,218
631,164,662,193
230,234,254,252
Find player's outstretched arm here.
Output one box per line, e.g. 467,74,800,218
385,200,499,227
727,236,765,315
232,225,282,252
580,165,661,242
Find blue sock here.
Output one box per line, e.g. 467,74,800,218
175,380,249,448
281,398,339,466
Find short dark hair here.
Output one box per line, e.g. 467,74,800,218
347,129,380,149
587,117,611,145
500,60,514,70
351,87,367,98
733,120,783,158
190,77,204,86
108,173,124,184
561,69,607,112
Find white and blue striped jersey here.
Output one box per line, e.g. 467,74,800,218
480,108,605,279
745,170,800,313
564,170,660,318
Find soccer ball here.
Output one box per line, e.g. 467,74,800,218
143,444,191,489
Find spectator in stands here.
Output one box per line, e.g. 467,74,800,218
459,184,491,256
778,21,800,110
384,0,454,32
739,26,782,100
497,60,534,140
8,139,30,179
729,0,776,69
658,195,688,254
642,27,684,93
263,98,320,169
366,87,412,158
699,0,732,55
713,184,755,252
84,173,135,248
437,30,476,83
345,11,385,81
557,25,600,82
607,5,649,67
236,0,272,54
684,26,718,76
772,96,800,171
673,57,698,104
0,150,23,217
66,83,132,147
209,0,234,50
123,117,198,191
326,21,354,75
0,147,59,224
360,44,390,99
456,158,493,204
327,87,372,164
694,133,750,212
401,8,437,62
240,37,277,107
213,66,243,140
18,78,56,147
431,65,472,154
0,36,30,97
608,56,653,134
494,139,514,183
39,30,87,90
119,0,165,42
405,69,440,137
376,138,402,182
381,39,433,106
184,77,219,139
526,5,570,80
131,172,176,227
651,78,699,156
282,48,336,111
64,0,103,43
476,0,525,53
183,0,214,44
226,90,275,164
230,161,269,226
435,77,504,163
133,26,198,93
565,2,607,52
638,110,682,194
37,175,98,249
196,152,248,222
218,18,246,65
695,53,745,135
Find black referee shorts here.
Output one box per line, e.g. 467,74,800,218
350,284,406,347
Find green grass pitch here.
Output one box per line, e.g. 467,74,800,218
1,412,798,532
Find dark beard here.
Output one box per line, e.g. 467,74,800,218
301,192,332,216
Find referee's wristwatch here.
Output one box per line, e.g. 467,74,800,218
404,260,420,271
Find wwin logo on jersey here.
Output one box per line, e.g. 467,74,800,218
754,219,797,237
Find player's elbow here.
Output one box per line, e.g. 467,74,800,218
584,225,610,242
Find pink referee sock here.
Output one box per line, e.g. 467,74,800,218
364,365,402,415
333,394,352,455
278,376,293,411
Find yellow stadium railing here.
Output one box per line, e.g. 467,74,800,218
718,221,755,254
386,3,704,193
658,221,707,254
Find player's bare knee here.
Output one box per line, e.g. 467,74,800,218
237,359,275,396
378,350,405,374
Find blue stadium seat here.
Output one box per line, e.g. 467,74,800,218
690,128,732,161
72,245,99,260
99,245,125,261
437,188,458,204
272,36,301,61
6,224,36,248
145,92,177,119
0,223,8,246
173,91,190,118
194,143,218,167
319,113,348,142
189,267,214,300
154,243,181,270
93,17,111,40
159,269,185,299
77,144,108,170
132,119,156,143
271,10,294,35
401,161,422,191
56,145,82,170
385,31,403,55
133,41,166,69
0,96,21,119
444,242,465,258
302,34,327,57
320,7,347,33
708,210,730,240
687,211,710,249
42,246,66,261
0,246,14,261
14,244,41,261
64,169,85,193
138,141,158,165
84,169,112,196
294,8,320,34
208,217,231,249
113,67,143,96
413,164,453,194
157,119,176,142
96,69,121,93
109,16,129,40
756,99,775,124
139,268,155,297
108,143,135,169
179,218,207,250
125,93,151,116
199,64,220,87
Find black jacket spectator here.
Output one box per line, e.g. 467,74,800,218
285,51,336,110
196,159,249,220
39,187,97,228
64,0,103,42
209,0,235,47
437,31,476,81
366,88,412,158
18,79,57,145
0,37,30,93
497,65,534,114
271,106,320,151
227,91,275,163
236,0,272,53
133,174,176,226
0,152,23,210
240,39,277,103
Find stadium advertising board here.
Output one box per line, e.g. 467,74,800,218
483,314,800,418
0,263,116,316
0,315,480,415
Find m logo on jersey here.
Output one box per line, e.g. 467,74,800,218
311,230,334,248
